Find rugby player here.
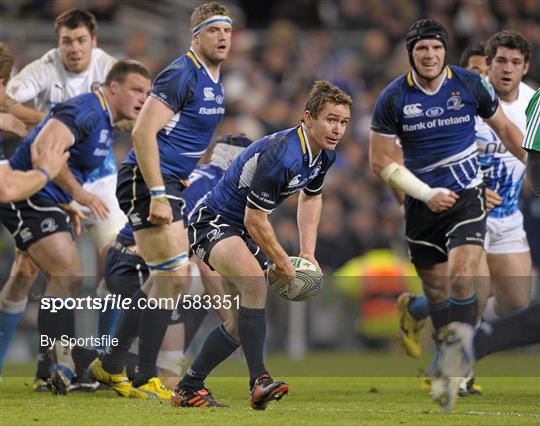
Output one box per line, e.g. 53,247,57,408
0,9,121,390
91,1,233,399
0,60,151,394
370,18,526,386
171,80,352,409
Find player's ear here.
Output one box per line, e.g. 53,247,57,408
91,35,97,48
523,60,529,76
109,81,120,94
304,110,313,127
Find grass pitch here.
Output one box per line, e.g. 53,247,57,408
1,352,538,425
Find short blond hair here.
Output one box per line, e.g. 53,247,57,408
304,81,352,119
191,1,231,29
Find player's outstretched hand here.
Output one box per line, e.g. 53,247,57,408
148,197,172,225
426,189,459,213
72,188,109,221
0,113,28,138
31,140,70,180
485,188,502,212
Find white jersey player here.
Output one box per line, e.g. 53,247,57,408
0,8,126,391
477,81,534,251
474,31,534,318
6,11,125,249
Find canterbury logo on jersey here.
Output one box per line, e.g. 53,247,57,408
403,103,423,118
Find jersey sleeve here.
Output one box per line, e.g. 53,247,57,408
304,153,335,196
247,141,291,213
150,61,196,113
51,97,101,145
5,54,52,103
370,87,399,136
464,73,499,119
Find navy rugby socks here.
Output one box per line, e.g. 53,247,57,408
450,294,477,326
180,323,240,389
429,299,451,331
133,307,172,385
102,288,146,374
238,306,268,385
473,303,540,360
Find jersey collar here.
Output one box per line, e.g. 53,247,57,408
299,123,321,167
187,48,220,84
408,66,452,96
94,88,115,127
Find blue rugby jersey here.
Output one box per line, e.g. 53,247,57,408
123,49,225,180
183,164,224,219
204,124,335,228
117,163,225,243
371,66,499,192
9,90,115,204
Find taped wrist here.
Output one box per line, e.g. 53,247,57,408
380,162,435,203
528,150,540,198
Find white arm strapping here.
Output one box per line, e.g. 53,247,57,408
380,162,448,203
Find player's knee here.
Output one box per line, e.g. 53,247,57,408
239,281,267,303
449,275,474,298
47,276,82,298
11,254,39,279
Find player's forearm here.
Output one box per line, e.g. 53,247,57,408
379,162,445,203
132,129,164,188
53,163,83,196
499,121,527,162
0,166,47,203
297,192,321,257
245,209,290,268
8,102,46,126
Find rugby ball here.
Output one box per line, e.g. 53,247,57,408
267,257,323,302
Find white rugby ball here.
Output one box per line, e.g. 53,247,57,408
267,257,323,302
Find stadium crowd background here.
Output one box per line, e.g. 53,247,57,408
0,0,539,359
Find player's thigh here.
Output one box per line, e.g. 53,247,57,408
209,236,265,279
447,244,484,277
487,251,532,277
134,221,189,263
488,251,532,311
27,232,81,277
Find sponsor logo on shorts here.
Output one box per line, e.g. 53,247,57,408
466,236,484,243
170,309,181,321
130,213,142,226
207,229,224,242
20,228,33,243
195,246,206,260
40,218,58,233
